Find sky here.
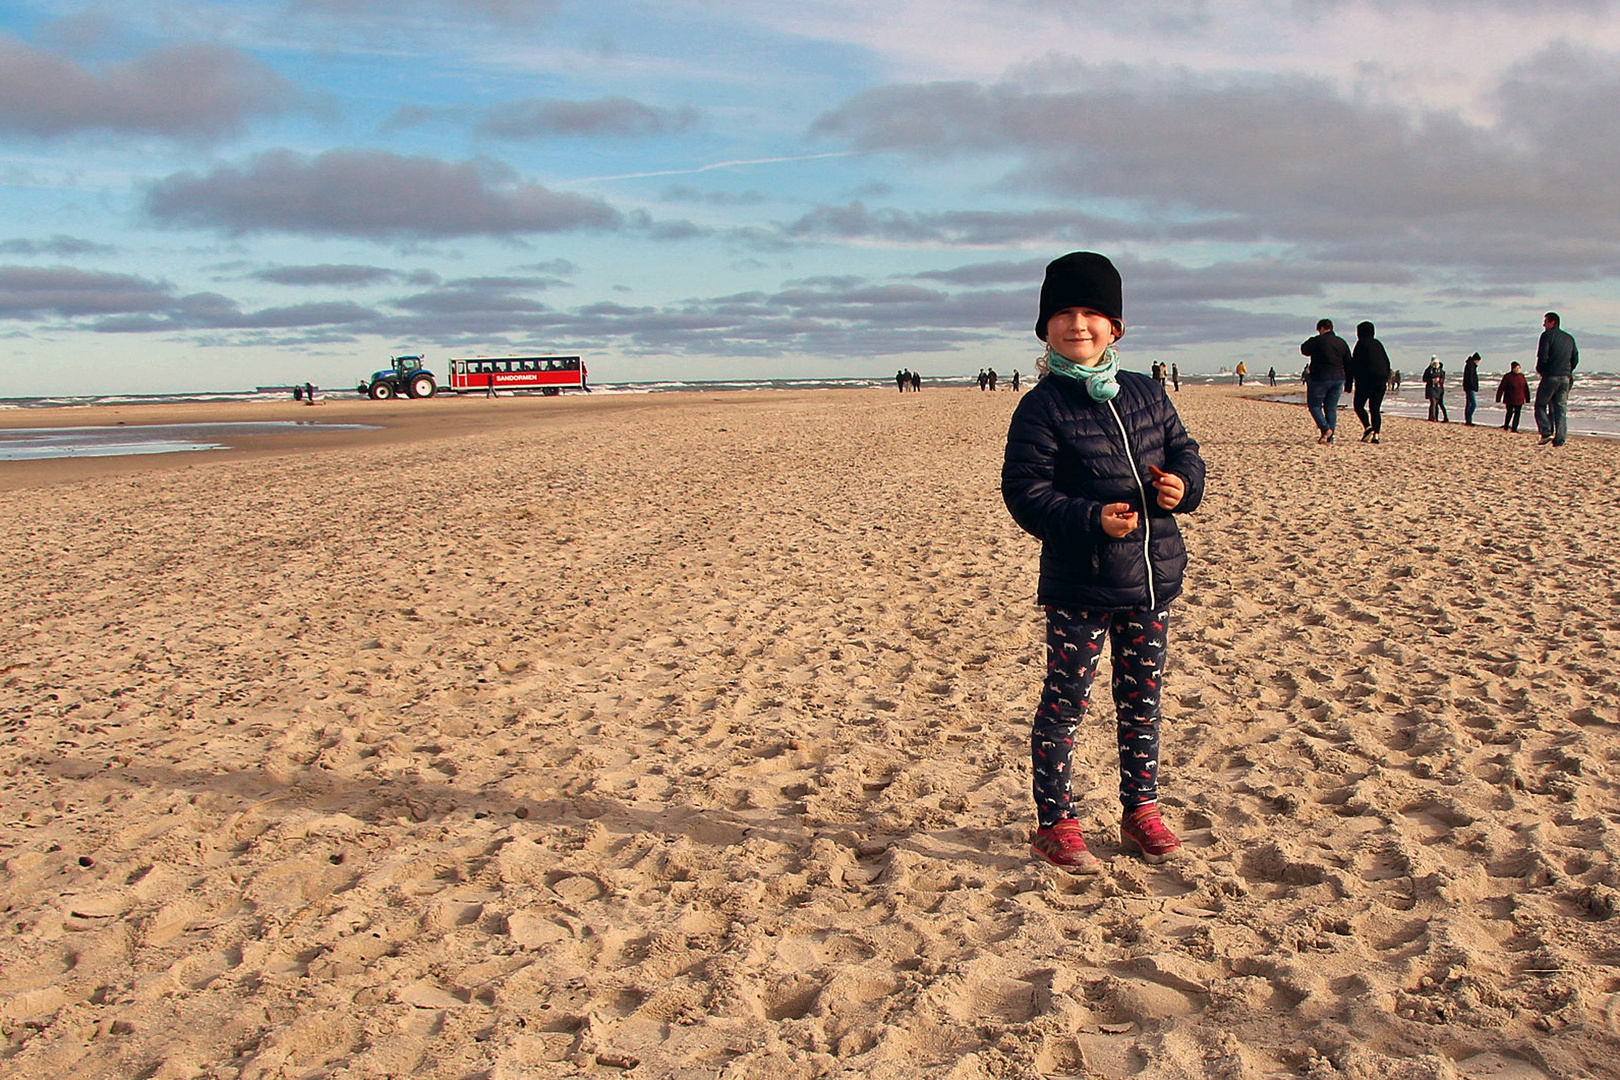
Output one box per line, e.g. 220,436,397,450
3,0,1619,395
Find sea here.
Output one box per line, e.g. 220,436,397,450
1,370,1616,460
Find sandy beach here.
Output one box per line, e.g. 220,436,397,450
1,386,1617,1080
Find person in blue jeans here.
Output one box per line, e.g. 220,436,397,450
1463,353,1482,425
1300,319,1351,444
1535,311,1579,446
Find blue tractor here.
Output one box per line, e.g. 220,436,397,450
358,354,437,400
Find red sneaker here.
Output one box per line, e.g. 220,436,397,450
1121,803,1182,864
1031,819,1102,874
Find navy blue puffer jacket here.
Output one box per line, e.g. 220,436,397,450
1002,370,1206,610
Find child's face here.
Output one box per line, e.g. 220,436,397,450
1045,307,1118,366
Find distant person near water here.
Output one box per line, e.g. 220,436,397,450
1267,366,1276,386
1423,356,1449,422
1235,361,1247,386
1002,251,1206,873
896,369,908,392
1171,363,1179,391
1535,311,1579,447
1300,319,1350,444
911,369,921,392
1496,361,1530,433
1463,353,1482,425
1348,321,1391,443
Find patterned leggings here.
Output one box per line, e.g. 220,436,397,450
1031,604,1170,829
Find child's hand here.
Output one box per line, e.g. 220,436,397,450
1101,503,1139,538
1147,465,1185,510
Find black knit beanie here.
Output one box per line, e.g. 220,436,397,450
1036,252,1122,341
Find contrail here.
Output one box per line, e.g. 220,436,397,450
575,151,858,183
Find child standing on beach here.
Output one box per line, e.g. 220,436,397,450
1001,252,1207,873
1497,361,1530,433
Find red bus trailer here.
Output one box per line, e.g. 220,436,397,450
448,356,587,395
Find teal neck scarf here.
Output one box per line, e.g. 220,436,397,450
1046,344,1121,401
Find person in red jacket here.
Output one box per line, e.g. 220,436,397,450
1496,361,1531,433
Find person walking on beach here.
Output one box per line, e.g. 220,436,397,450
897,369,908,393
1463,353,1482,425
1011,369,1020,392
1171,363,1180,391
1300,319,1351,443
1002,251,1207,873
1535,311,1579,446
1497,361,1530,432
1423,357,1449,422
1235,361,1247,387
1267,366,1276,386
911,370,921,392
1348,321,1391,443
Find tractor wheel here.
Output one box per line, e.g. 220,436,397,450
408,374,437,399
369,381,396,400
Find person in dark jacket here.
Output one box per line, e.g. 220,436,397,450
1347,321,1392,443
1422,356,1449,422
1496,361,1530,432
1002,252,1207,874
1535,311,1579,446
1463,353,1482,425
1300,319,1351,443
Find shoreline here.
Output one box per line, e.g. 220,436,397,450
0,381,1610,485
0,390,844,491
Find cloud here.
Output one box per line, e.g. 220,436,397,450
218,300,377,329
251,264,399,287
0,266,172,318
143,149,622,238
0,38,300,141
0,235,119,257
0,250,1376,365
661,186,767,206
785,202,1160,246
810,58,1620,277
293,0,560,26
92,295,383,334
479,97,701,139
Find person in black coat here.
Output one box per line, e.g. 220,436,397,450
1002,252,1207,874
1347,321,1392,443
1463,352,1482,426
1300,319,1351,443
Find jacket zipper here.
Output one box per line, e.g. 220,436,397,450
1105,399,1156,609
